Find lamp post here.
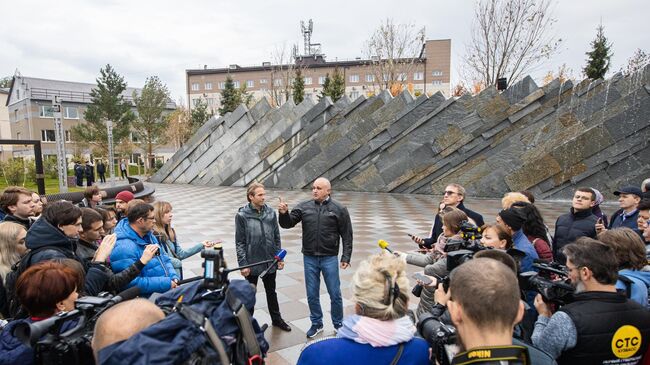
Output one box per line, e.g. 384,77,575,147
106,120,115,187
52,96,68,193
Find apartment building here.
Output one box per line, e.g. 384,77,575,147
4,75,176,164
0,88,13,160
187,39,451,114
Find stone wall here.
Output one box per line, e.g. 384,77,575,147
152,66,650,199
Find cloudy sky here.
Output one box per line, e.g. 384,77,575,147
1,0,647,103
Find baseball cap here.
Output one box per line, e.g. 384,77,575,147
613,186,643,198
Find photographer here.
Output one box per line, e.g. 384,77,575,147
532,238,650,363
297,253,429,364
0,261,81,365
446,258,530,364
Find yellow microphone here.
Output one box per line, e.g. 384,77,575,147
378,240,394,253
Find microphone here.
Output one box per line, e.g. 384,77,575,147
259,249,287,279
111,286,140,304
378,240,394,253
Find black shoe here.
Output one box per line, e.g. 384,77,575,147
272,320,292,332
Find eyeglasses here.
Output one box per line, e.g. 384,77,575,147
443,191,459,196
143,216,156,221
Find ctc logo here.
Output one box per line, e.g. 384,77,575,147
611,325,642,359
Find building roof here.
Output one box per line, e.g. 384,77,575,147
6,76,176,109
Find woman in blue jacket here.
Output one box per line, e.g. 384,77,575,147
297,253,430,365
152,201,213,279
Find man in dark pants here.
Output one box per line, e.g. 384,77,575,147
97,160,107,183
279,177,353,338
86,161,95,186
235,182,291,332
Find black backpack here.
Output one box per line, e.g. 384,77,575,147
3,246,72,319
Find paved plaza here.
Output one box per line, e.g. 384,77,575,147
148,182,615,364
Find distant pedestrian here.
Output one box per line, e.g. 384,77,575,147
97,160,106,183
120,159,128,180
85,161,95,186
74,162,84,187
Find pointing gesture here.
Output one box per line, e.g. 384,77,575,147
278,196,288,214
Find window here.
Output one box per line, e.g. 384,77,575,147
274,79,282,87
397,73,407,82
366,74,375,82
191,83,200,91
350,91,360,99
65,130,71,142
39,106,55,118
205,82,212,90
349,74,359,83
414,72,424,81
260,79,268,84
192,98,201,106
432,70,443,77
432,80,442,86
41,130,56,142
304,77,312,85
16,90,20,99
246,80,254,88
207,98,215,106
64,106,78,119
233,81,240,88
218,81,226,89
131,132,140,143
14,110,18,121
382,73,390,82
318,76,326,85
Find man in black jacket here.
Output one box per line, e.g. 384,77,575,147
532,238,650,364
553,187,598,264
279,177,353,338
97,160,107,183
411,183,484,248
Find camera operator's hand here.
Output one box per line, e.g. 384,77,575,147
240,268,251,277
278,261,285,270
94,234,117,262
434,284,451,307
534,294,553,318
141,244,159,265
202,240,214,248
171,279,179,289
278,196,288,214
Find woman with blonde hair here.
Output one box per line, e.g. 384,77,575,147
152,201,213,278
0,222,27,278
501,192,530,210
297,253,429,364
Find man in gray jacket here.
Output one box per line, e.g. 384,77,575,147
236,182,291,332
279,177,353,338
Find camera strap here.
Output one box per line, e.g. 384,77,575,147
177,304,230,365
452,345,530,365
226,288,263,364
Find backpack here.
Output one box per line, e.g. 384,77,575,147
3,246,73,319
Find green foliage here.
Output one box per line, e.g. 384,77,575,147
132,76,170,165
292,68,305,104
190,99,213,133
319,68,345,102
584,24,613,80
0,76,12,88
43,158,59,179
72,64,135,152
0,158,26,186
218,76,253,115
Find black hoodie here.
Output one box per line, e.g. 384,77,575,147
25,218,109,295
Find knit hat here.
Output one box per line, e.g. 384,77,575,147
115,190,135,203
498,208,526,231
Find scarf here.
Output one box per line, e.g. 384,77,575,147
336,314,415,347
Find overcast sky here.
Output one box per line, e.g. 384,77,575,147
1,0,648,103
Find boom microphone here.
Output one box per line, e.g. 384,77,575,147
111,286,141,304
378,240,394,253
259,249,287,279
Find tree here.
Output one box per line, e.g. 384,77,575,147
584,23,613,80
190,98,213,133
620,48,648,76
132,76,170,170
292,68,305,104
319,68,345,102
0,76,12,88
72,64,135,156
219,76,239,115
463,0,562,88
542,63,573,85
268,44,300,107
364,18,425,94
165,106,192,149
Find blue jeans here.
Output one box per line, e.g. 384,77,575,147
303,255,343,327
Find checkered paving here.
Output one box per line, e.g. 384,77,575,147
146,182,616,364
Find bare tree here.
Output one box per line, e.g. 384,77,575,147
620,48,649,76
463,0,562,88
267,44,305,107
364,19,425,96
165,105,192,149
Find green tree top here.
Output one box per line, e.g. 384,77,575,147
292,68,305,104
219,76,239,115
319,68,345,102
132,76,170,165
584,24,613,80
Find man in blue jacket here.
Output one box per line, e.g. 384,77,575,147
110,203,179,297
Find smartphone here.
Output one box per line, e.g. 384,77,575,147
596,217,603,225
412,273,433,286
407,233,414,238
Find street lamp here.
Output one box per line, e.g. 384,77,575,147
106,120,115,186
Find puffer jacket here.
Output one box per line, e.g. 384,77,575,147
279,197,353,263
25,218,110,296
109,219,178,296
235,203,281,277
0,317,78,365
553,208,597,264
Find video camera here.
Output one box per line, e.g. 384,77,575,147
518,260,574,307
15,287,140,365
417,312,457,365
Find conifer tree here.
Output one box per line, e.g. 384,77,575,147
584,24,613,80
219,76,239,115
292,68,305,104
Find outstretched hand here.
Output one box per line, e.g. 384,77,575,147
94,234,117,262
278,196,288,214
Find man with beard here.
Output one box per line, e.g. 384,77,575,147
531,237,650,364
